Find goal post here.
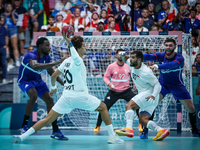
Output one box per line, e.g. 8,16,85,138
30,31,192,131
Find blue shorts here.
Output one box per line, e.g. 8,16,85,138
7,27,18,38
18,80,49,99
160,82,191,100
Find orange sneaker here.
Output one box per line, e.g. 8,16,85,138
93,126,100,132
152,129,170,141
115,128,134,138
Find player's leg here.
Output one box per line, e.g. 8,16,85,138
21,88,38,134
41,91,68,140
180,99,200,137
95,101,124,144
94,90,119,132
115,100,139,137
13,109,62,143
139,112,170,141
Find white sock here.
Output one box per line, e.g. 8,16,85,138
106,124,115,136
147,121,163,132
20,127,35,141
125,110,134,129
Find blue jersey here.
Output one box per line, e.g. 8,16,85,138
158,11,167,29
143,52,184,85
184,18,200,34
17,49,51,83
166,20,184,31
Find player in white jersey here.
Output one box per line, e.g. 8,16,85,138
13,35,124,144
115,51,170,141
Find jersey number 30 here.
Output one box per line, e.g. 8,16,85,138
64,69,73,84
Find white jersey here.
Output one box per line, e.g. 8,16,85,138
58,48,88,95
126,59,158,94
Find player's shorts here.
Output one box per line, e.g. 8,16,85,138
52,91,101,114
18,80,49,99
131,91,159,115
160,82,191,100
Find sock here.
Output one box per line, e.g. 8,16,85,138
20,127,35,141
147,121,162,132
189,112,197,131
106,124,115,136
144,110,155,132
22,115,30,127
52,120,59,132
125,110,134,129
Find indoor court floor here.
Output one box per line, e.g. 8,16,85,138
0,129,199,150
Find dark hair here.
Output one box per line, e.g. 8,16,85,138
164,38,176,46
192,64,197,68
116,49,125,54
131,50,143,62
142,8,149,12
157,25,165,31
196,53,200,57
36,37,49,47
71,36,84,50
192,36,198,47
48,15,54,20
190,8,197,13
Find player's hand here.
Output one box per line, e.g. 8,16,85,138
62,32,71,44
146,96,155,103
49,89,57,97
108,83,115,89
119,51,126,62
149,64,158,71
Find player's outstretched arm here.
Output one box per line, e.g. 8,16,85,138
49,69,62,97
47,68,64,86
143,54,157,61
151,60,181,71
29,57,66,71
62,33,82,66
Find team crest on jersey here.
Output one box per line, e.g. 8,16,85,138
65,63,71,67
132,73,140,80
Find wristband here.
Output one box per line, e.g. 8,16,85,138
51,85,57,90
69,43,73,47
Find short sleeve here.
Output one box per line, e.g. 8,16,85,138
24,53,38,64
58,59,67,73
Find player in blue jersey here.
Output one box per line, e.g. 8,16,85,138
143,38,200,137
17,37,68,140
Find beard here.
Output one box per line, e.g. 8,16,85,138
130,60,138,67
165,48,175,56
98,26,104,31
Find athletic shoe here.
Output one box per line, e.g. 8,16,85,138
138,124,144,132
51,130,69,140
115,128,134,138
140,128,148,139
21,125,29,134
93,126,100,132
107,133,124,144
192,128,200,137
13,135,22,143
152,129,170,141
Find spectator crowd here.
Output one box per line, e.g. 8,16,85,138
1,0,200,83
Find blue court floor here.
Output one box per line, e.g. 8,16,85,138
0,129,199,150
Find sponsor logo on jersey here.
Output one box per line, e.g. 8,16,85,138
65,63,71,67
114,71,117,74
25,84,28,88
107,96,110,100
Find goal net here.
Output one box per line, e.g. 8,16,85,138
34,32,192,131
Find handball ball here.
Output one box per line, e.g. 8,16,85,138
62,25,74,38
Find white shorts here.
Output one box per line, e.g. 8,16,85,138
52,92,101,114
131,91,159,115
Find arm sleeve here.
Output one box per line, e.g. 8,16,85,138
103,65,111,85
152,81,161,98
58,59,67,73
143,54,157,61
26,53,38,64
158,57,183,70
125,58,131,66
70,46,82,66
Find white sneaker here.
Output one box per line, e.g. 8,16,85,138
13,135,22,143
107,133,124,144
16,60,20,67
